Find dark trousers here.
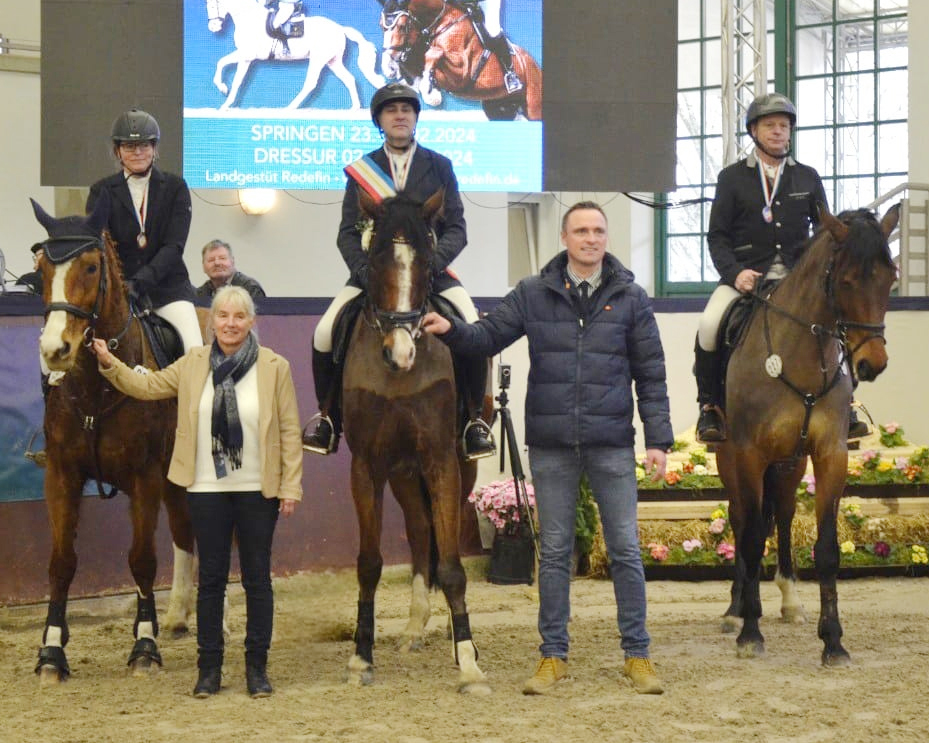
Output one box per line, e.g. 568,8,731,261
187,491,280,670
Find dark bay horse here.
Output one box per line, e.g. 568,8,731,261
30,196,196,685
717,204,899,665
341,189,488,693
380,0,543,120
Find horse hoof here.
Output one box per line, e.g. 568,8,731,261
736,641,765,659
822,650,851,668
458,679,492,695
38,666,64,686
346,655,374,686
781,606,807,624
399,636,424,653
129,656,160,678
169,624,190,640
721,615,741,634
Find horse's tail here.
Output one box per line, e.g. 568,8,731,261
342,24,387,89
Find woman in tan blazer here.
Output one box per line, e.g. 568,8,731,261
92,285,302,699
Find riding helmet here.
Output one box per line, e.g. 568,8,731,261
745,93,796,131
111,109,161,144
370,83,421,126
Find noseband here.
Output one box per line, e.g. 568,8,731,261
822,247,888,355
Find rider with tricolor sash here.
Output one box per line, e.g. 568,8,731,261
301,82,496,461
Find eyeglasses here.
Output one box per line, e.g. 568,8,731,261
118,141,154,152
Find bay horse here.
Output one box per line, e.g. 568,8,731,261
341,188,489,693
717,204,900,665
380,0,543,120
206,0,385,110
30,196,196,685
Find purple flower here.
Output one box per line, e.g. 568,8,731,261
801,474,816,494
873,541,891,558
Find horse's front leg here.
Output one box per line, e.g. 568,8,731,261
212,50,242,97
346,457,385,686
721,553,745,633
217,55,255,110
418,58,444,108
388,473,432,653
36,468,82,685
427,452,489,695
161,482,196,638
769,459,807,625
126,485,165,676
718,446,767,658
812,455,851,667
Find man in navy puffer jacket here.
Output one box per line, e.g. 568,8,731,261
423,201,673,696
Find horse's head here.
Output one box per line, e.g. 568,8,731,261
31,194,121,372
820,203,900,382
380,4,420,79
359,187,443,372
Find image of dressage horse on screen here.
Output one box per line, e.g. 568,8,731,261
187,0,541,118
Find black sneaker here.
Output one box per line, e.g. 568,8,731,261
302,415,338,455
463,419,497,461
696,405,725,443
193,667,221,698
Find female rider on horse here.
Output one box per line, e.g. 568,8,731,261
301,82,496,461
86,109,202,354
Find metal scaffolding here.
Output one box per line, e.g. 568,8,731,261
721,0,768,165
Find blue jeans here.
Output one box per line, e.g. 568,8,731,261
528,446,650,660
187,491,280,670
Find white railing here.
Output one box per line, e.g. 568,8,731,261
867,182,929,297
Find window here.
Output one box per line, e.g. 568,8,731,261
656,0,908,296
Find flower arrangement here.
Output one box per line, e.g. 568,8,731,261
638,447,724,491
878,422,907,448
469,479,535,535
636,502,929,571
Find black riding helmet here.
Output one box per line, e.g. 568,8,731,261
370,83,421,127
111,109,161,144
745,93,797,132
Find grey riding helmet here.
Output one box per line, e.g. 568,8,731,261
745,93,797,131
111,109,161,144
370,83,421,126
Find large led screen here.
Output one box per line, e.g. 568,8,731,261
183,0,543,191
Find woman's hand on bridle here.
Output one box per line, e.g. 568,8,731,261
90,337,115,370
421,311,451,335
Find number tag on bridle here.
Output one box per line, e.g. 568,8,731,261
764,354,783,378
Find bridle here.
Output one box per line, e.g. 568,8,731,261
40,236,132,350
753,231,890,452
380,3,468,67
365,233,436,344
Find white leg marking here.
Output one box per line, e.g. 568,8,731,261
400,574,430,652
455,640,490,694
775,570,807,624
164,545,196,632
136,620,156,642
346,653,374,686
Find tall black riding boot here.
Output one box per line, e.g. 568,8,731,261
301,349,341,455
460,354,496,461
694,343,725,443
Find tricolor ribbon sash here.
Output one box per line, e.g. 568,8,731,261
344,156,397,203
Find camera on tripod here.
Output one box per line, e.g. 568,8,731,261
497,363,511,390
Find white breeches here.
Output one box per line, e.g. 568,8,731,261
697,284,740,352
481,0,503,36
154,300,203,352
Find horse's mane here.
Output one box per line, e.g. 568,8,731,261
369,194,435,264
789,207,892,283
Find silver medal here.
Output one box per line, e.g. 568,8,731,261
137,232,148,249
762,205,773,223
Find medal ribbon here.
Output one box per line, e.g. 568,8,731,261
386,142,416,191
757,158,784,222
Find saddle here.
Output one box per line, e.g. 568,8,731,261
132,300,183,370
714,280,779,411
265,3,305,43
